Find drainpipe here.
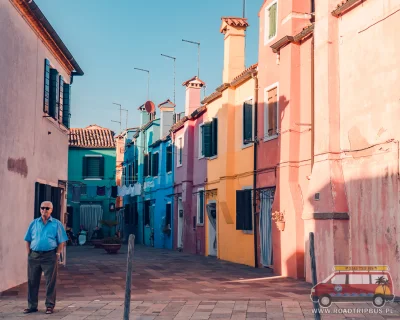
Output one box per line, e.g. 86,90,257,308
252,71,259,268
311,1,315,169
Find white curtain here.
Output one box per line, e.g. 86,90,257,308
80,204,103,239
206,203,217,250
259,189,274,267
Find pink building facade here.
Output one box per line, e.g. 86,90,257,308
171,77,207,255
304,0,400,289
257,0,313,278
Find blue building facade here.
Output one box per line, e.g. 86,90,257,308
122,100,175,248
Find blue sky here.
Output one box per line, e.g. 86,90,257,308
35,0,263,133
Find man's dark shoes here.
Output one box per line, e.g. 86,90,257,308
46,307,54,314
23,308,38,314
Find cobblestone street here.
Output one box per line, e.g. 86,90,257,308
0,245,399,319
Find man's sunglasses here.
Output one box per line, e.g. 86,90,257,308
40,207,51,210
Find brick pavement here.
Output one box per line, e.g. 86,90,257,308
0,245,399,319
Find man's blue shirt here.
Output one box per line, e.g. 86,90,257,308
24,216,68,251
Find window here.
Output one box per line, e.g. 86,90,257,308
197,189,204,225
82,156,104,179
349,274,370,285
144,200,151,225
166,145,172,172
144,154,149,177
62,82,71,128
151,152,159,177
128,164,132,185
198,124,205,158
43,59,50,113
177,137,183,166
236,189,252,231
34,182,62,220
243,99,253,144
122,166,126,185
58,75,64,122
134,159,138,179
331,275,347,284
49,68,59,119
265,1,278,44
165,203,172,227
202,118,218,157
265,86,278,139
131,161,137,183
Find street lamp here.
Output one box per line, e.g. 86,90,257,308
134,67,150,100
161,54,176,104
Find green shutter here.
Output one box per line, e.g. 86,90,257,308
134,159,138,180
99,157,105,179
43,59,50,113
236,190,252,230
211,118,218,156
269,3,277,39
236,190,245,230
49,69,59,119
199,191,204,224
58,75,64,122
82,157,88,179
62,83,71,128
243,101,253,144
202,122,212,157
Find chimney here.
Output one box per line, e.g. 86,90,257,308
220,17,249,83
182,76,205,116
138,104,150,126
158,99,175,137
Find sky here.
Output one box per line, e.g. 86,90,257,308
35,0,264,133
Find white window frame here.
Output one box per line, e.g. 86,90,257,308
264,0,278,46
177,137,183,167
198,123,205,159
196,188,205,226
241,96,254,149
263,82,279,142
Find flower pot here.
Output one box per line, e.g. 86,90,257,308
102,244,121,254
91,239,103,248
276,221,285,231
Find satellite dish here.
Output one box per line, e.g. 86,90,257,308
144,101,155,114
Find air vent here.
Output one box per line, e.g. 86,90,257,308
314,193,320,201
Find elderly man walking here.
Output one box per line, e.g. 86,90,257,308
23,201,68,314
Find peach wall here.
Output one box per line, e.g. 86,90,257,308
0,1,71,292
258,0,312,278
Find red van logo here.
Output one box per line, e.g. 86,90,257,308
310,265,395,308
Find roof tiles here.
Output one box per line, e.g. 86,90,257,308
69,125,115,148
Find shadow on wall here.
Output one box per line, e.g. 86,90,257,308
305,148,400,290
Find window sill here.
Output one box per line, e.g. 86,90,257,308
208,156,218,160
177,164,183,168
263,134,278,142
83,178,103,181
167,171,172,175
196,223,204,227
43,113,69,134
242,230,253,235
241,143,253,150
198,155,205,160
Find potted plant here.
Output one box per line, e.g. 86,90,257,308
272,211,285,231
102,237,122,254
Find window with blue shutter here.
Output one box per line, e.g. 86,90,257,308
166,145,172,172
236,190,252,231
152,153,159,177
49,69,59,119
144,154,149,177
43,59,50,113
243,100,253,144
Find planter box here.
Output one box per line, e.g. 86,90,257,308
103,244,121,254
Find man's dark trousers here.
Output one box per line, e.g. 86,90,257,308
27,250,58,309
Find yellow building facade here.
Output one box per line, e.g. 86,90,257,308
202,17,258,267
